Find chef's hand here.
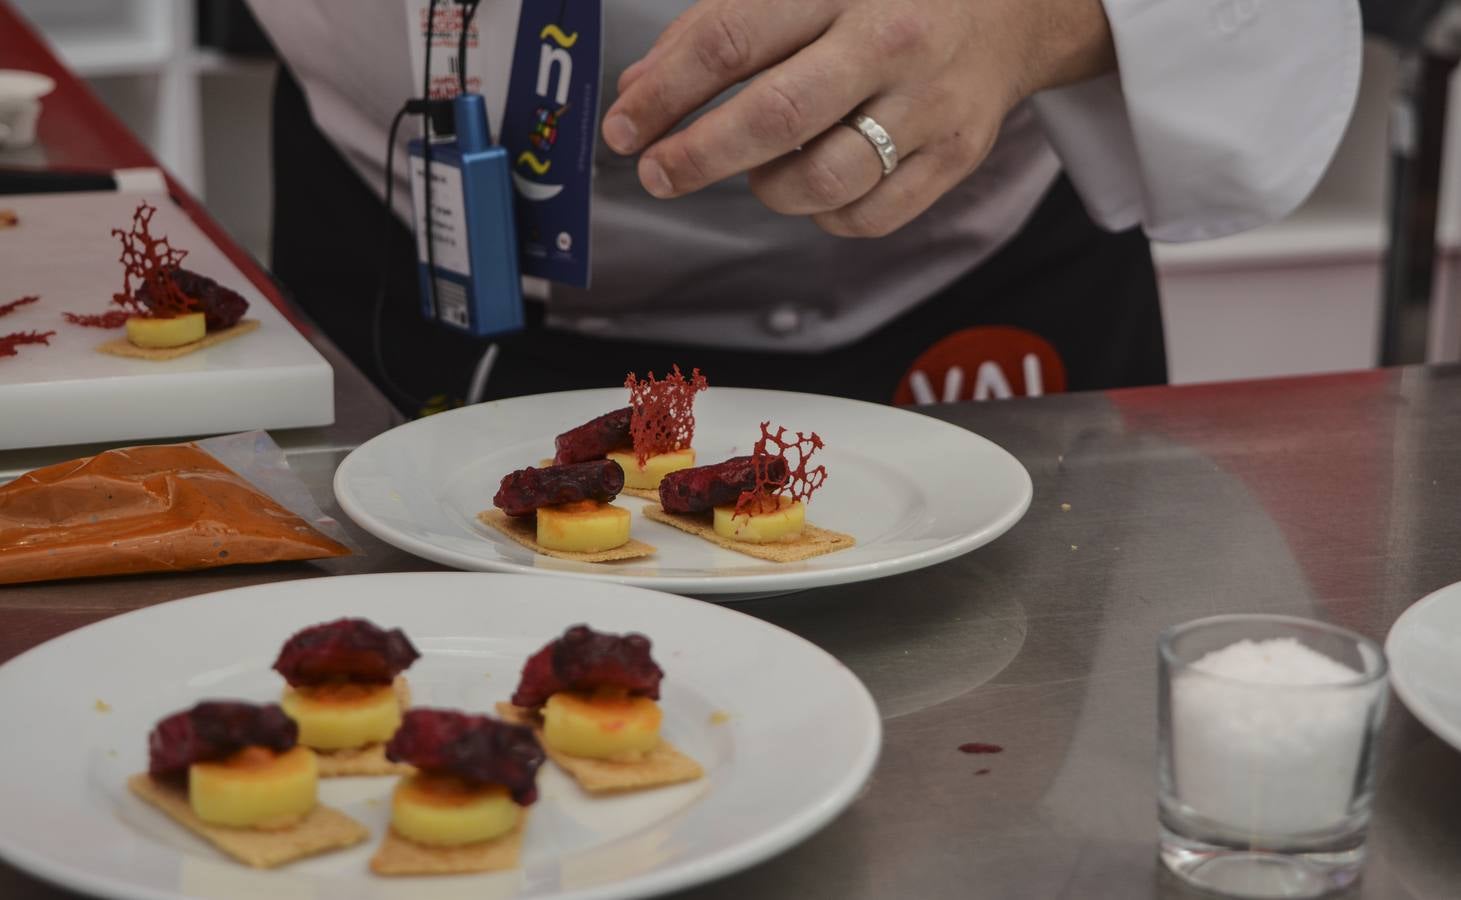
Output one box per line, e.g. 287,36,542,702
602,0,1114,237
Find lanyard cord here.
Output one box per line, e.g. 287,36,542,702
421,0,440,334
371,0,490,414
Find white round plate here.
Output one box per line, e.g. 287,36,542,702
1386,581,1461,752
334,387,1032,596
0,572,880,900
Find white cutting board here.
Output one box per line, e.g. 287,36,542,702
0,191,333,450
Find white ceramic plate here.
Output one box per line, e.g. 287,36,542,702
0,572,880,900
1386,581,1461,752
334,388,1032,596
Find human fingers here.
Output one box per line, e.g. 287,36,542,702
634,28,882,198
812,130,996,238
748,93,940,215
602,0,835,156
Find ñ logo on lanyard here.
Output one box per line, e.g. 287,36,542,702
512,24,576,201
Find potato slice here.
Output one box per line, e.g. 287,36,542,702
126,312,205,348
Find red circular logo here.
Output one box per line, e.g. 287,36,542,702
894,326,1067,405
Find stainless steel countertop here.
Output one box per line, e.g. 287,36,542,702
4,364,1460,899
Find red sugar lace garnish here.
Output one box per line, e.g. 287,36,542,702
734,422,828,517
625,365,708,465
62,310,131,328
111,201,195,318
0,330,55,358
0,296,38,318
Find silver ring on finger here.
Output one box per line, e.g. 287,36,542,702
840,112,898,177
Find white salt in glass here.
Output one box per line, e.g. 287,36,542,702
1158,615,1388,899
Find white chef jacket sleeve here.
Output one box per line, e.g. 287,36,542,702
1028,0,1363,243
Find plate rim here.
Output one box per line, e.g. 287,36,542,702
0,571,882,900
333,387,1033,594
1385,580,1461,753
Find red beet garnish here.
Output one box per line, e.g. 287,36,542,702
510,624,663,709
625,366,708,465
553,407,632,465
62,310,130,328
272,618,420,687
139,268,249,331
658,455,788,515
494,459,625,517
147,701,297,779
0,330,55,359
386,709,544,804
735,423,828,517
0,296,38,318
958,743,1003,754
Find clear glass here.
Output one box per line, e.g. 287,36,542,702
1157,615,1389,898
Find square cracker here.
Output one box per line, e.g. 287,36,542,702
313,677,413,778
370,819,525,875
477,509,655,562
641,506,855,562
97,319,261,360
126,773,368,869
496,703,703,794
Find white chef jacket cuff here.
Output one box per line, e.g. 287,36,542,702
1030,0,1363,243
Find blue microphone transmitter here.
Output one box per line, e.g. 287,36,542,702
407,93,524,337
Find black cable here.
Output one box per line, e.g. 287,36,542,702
422,0,441,329
371,101,430,413
370,1,487,414
458,0,482,96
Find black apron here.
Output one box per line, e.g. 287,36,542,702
270,67,1166,415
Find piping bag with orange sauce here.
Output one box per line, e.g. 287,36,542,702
0,431,352,585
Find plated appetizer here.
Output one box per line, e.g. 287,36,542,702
274,618,419,776
645,422,855,562
371,709,544,875
554,366,708,498
498,625,703,793
479,459,656,562
65,201,257,359
127,701,368,868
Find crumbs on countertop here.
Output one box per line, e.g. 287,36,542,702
709,710,732,725
94,699,112,713
1060,503,1071,512
975,768,990,776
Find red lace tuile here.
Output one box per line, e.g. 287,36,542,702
0,296,38,318
734,422,828,517
0,330,55,358
111,201,195,318
624,365,708,465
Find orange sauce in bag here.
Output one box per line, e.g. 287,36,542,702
0,444,350,585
